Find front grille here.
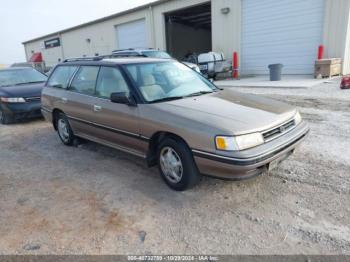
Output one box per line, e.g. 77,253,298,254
25,97,41,102
263,119,296,141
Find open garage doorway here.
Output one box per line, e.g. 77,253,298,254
165,2,212,61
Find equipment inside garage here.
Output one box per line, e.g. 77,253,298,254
165,2,212,60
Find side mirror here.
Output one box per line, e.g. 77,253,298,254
110,92,136,106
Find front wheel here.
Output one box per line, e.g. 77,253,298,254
157,138,201,191
56,113,75,146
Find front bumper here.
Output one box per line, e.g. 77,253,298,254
1,101,42,120
192,121,309,180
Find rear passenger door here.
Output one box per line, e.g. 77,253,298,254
43,65,79,114
92,66,145,156
64,66,101,137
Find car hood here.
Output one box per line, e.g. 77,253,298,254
0,83,44,98
155,89,297,135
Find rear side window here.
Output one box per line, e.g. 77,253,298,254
96,67,130,99
70,66,99,96
47,66,78,89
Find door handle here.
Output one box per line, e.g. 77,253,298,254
61,97,68,103
93,105,102,112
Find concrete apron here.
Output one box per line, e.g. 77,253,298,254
215,75,341,89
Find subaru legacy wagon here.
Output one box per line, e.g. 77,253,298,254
41,57,309,191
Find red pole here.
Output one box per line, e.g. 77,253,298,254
318,45,324,60
232,52,238,79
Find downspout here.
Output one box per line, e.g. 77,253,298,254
59,33,65,61
24,44,29,62
149,5,156,48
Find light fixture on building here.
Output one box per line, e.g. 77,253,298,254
221,7,230,14
86,38,91,44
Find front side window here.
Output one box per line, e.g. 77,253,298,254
70,66,99,95
47,66,78,89
0,68,47,87
124,61,215,102
96,67,130,99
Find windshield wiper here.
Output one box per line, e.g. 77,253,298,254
185,91,214,97
14,81,45,86
149,96,184,104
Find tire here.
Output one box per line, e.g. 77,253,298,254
0,108,14,125
157,137,201,191
56,112,75,146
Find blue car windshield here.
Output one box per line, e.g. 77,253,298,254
0,68,47,87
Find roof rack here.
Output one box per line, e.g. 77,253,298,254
111,48,135,53
63,57,103,63
102,54,147,58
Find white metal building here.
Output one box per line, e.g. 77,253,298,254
23,0,350,75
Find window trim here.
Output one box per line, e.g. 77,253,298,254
46,65,79,89
95,66,131,99
67,65,101,96
46,62,146,105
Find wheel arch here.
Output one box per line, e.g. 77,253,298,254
52,108,64,130
146,131,192,167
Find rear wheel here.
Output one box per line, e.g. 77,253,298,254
157,137,201,191
56,112,75,146
0,109,14,125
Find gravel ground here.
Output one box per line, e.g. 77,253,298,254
0,79,349,255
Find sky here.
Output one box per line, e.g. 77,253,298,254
0,0,154,65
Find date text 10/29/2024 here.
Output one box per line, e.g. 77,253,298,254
127,256,219,261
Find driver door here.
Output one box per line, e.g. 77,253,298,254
90,66,146,156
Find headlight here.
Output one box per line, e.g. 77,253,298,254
215,133,264,151
294,111,302,125
0,97,26,103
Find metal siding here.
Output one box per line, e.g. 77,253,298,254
344,12,350,75
23,0,210,65
46,9,149,62
152,0,210,51
212,0,241,61
323,0,350,75
24,36,63,67
241,0,325,75
116,19,146,49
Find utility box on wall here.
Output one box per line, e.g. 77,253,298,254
314,58,342,78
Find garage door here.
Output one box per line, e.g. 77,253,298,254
241,0,325,75
115,19,146,49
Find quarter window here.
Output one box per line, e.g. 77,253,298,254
47,66,78,89
70,66,99,95
96,67,130,99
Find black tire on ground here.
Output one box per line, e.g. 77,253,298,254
0,109,14,125
55,112,75,146
157,137,201,191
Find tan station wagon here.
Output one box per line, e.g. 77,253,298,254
41,57,309,191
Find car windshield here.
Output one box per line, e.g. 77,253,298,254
124,61,216,103
141,51,172,59
0,68,47,87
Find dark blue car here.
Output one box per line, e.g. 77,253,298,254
0,67,47,124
